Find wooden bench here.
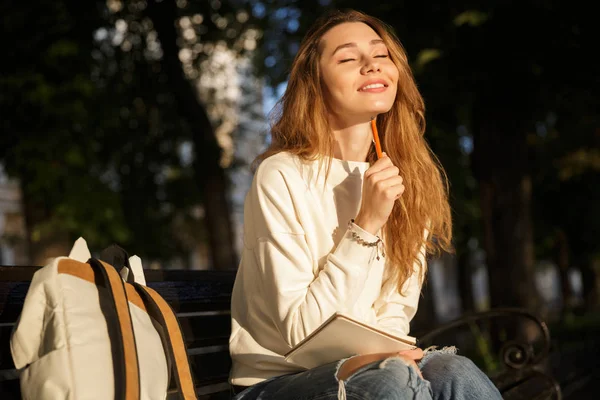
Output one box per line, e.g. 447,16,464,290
0,265,561,399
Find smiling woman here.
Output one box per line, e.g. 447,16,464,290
228,9,502,400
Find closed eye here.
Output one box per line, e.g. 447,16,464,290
375,54,389,58
339,58,356,63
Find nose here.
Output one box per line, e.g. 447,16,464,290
361,58,381,74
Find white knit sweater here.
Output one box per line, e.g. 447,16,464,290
229,152,425,386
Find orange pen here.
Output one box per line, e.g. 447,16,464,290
371,118,383,159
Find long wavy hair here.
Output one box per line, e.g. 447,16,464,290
255,9,452,291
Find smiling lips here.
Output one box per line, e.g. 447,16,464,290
358,80,389,92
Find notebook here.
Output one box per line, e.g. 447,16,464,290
284,312,417,369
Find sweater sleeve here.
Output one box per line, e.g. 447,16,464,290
247,163,379,347
373,239,427,336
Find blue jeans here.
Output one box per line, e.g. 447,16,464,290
232,350,503,399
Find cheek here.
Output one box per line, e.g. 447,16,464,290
322,75,353,109
327,73,351,97
390,85,399,102
386,68,400,99
389,65,400,85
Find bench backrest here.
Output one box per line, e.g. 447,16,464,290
0,266,236,399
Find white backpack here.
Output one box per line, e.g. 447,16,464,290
10,238,197,400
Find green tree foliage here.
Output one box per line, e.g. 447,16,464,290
0,1,131,262
0,0,263,267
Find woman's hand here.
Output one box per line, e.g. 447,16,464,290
336,348,424,381
354,153,404,235
396,348,424,378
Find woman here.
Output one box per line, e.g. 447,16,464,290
229,9,502,400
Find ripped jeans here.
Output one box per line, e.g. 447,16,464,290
232,348,503,400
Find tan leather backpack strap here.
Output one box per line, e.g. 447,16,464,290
88,258,141,400
134,283,197,400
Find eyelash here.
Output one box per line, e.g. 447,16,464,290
339,55,389,63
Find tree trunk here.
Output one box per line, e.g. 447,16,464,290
457,245,475,313
147,0,237,270
472,101,540,311
580,258,600,312
553,229,573,314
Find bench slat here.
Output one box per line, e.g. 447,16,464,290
0,378,20,399
0,273,235,322
187,350,232,387
0,282,30,323
0,326,13,371
179,313,231,344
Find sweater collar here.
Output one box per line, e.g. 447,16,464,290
329,157,370,177
300,156,370,188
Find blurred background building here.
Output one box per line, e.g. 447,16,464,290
0,167,27,266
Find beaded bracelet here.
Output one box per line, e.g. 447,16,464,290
348,219,386,261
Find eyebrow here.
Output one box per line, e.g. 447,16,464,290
331,39,385,56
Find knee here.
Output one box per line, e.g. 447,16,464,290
421,354,488,384
345,358,412,386
424,353,478,374
344,358,432,400
422,354,501,399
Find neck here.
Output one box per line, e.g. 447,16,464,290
329,115,374,162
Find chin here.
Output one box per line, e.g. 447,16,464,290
366,100,395,116
368,105,394,116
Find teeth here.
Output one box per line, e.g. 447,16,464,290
361,83,385,90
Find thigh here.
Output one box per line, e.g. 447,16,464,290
234,357,434,400
233,361,340,400
344,357,433,400
419,353,502,400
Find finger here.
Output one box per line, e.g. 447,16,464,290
372,184,404,203
383,186,404,202
366,155,394,176
396,355,421,370
398,348,424,360
393,184,405,200
396,355,424,379
398,349,425,379
415,365,424,379
369,172,402,193
373,176,404,193
369,165,400,183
